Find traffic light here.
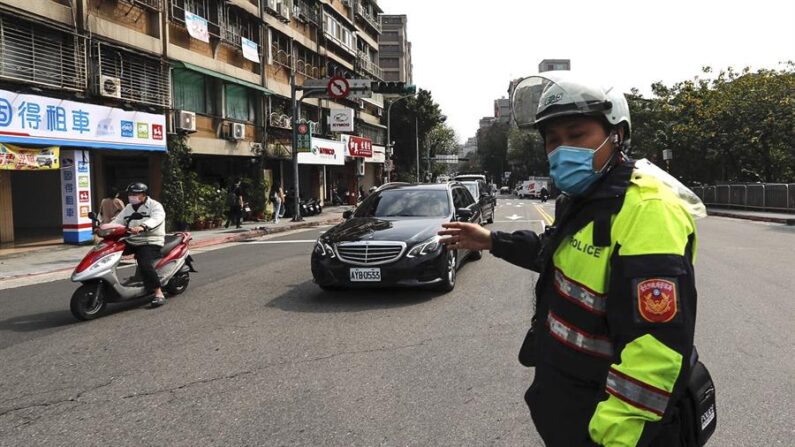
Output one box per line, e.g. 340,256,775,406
370,81,416,96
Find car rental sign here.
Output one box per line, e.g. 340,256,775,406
0,89,166,152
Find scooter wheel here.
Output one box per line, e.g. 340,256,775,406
70,284,107,321
165,272,190,296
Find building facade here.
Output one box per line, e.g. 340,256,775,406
538,58,571,73
378,14,412,83
0,0,389,245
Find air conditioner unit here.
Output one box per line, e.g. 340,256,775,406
226,122,245,140
293,6,305,22
99,75,121,98
251,142,263,152
357,99,365,110
176,110,197,133
276,2,290,22
375,108,383,117
266,0,277,12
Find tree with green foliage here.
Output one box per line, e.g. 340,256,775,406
387,88,446,182
162,135,195,231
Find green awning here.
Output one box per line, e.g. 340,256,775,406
172,61,274,95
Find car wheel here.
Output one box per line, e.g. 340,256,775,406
487,208,495,224
435,250,456,292
470,250,482,261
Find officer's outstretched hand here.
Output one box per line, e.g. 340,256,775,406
438,222,492,251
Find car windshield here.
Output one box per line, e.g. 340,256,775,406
355,189,451,218
461,182,479,198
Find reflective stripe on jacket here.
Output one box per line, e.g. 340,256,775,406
491,159,697,446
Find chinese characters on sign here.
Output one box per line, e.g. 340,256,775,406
0,144,59,170
0,89,166,151
60,149,93,244
346,135,373,158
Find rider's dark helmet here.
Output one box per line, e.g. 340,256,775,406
126,182,149,195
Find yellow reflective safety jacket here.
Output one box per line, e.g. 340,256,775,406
491,158,698,447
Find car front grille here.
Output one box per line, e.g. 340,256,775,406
334,241,406,266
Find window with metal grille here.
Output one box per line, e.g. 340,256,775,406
0,15,87,91
269,29,292,68
295,44,322,79
97,43,169,107
170,0,221,39
218,5,258,47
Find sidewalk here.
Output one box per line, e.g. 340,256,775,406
708,207,795,225
0,206,349,282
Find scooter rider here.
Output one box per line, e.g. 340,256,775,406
113,182,167,307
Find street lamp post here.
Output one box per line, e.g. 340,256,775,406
415,117,420,183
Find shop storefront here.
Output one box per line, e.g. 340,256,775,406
298,137,345,206
0,89,166,245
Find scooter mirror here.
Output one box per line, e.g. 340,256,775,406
87,211,96,220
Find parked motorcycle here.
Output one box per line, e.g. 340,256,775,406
69,212,196,321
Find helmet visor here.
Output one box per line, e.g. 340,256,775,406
511,73,613,129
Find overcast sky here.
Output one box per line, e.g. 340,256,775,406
378,0,795,143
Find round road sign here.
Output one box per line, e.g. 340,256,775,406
297,123,309,135
327,76,350,99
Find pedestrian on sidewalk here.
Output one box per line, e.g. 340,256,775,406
271,182,285,224
99,189,125,224
439,72,712,446
225,179,244,229
113,182,167,307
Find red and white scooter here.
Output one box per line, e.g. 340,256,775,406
69,212,196,320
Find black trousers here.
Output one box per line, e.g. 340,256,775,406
226,205,242,227
125,244,162,291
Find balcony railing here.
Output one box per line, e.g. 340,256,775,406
294,0,320,25
271,45,292,69
355,3,381,33
356,51,383,80
0,15,87,92
295,57,324,79
120,0,162,11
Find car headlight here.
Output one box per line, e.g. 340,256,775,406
406,235,441,258
314,240,335,258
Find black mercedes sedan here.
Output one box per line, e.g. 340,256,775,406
311,182,482,292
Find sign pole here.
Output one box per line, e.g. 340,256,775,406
290,68,302,222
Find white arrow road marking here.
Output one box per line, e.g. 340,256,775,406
506,214,523,220
515,204,523,208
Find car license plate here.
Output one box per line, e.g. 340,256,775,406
350,268,381,282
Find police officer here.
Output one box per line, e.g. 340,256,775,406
439,72,702,446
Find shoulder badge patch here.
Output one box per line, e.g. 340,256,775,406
636,278,678,323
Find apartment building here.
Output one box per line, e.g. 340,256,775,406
0,0,388,245
378,14,412,83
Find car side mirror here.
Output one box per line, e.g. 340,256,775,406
342,210,353,220
456,208,473,221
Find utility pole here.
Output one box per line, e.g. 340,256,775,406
415,117,420,183
290,68,302,221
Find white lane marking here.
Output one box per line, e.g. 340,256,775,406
244,240,316,244
506,214,523,220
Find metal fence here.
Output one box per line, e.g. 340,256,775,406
691,184,795,213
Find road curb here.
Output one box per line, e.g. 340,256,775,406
708,210,795,225
190,217,343,249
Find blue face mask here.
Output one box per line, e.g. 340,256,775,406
547,134,613,197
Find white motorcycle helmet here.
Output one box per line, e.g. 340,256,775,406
511,71,632,149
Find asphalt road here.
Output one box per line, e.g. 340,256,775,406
0,198,793,446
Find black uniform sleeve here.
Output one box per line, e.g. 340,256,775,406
589,199,698,446
490,230,542,271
